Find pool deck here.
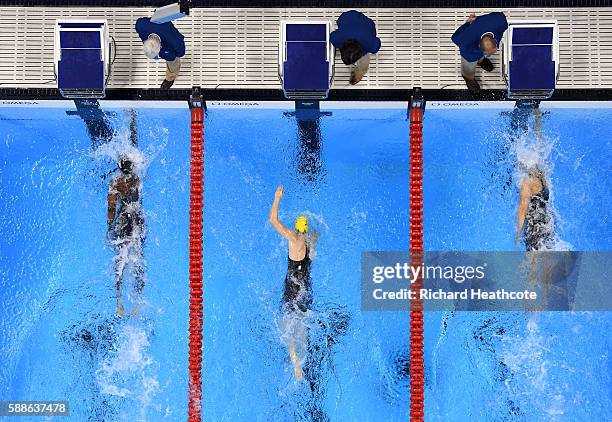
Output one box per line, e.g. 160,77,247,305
1,6,612,92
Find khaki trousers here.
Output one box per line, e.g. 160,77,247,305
352,53,371,79
165,57,181,81
461,56,485,79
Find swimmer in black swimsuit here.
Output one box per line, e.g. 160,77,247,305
524,169,553,251
283,241,313,314
516,107,555,251
107,157,145,317
269,184,315,379
516,166,560,308
515,108,554,252
516,167,554,251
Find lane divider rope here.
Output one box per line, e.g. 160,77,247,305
188,88,204,422
409,87,425,421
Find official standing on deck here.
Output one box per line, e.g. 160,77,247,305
135,17,186,89
330,10,381,85
451,12,508,93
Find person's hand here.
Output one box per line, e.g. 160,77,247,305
275,185,284,200
515,233,521,247
467,13,476,24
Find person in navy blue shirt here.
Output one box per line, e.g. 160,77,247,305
451,12,508,93
135,17,186,89
330,10,381,85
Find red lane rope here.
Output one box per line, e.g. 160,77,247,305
409,98,424,421
188,106,204,422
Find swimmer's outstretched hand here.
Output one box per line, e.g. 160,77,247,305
275,185,284,199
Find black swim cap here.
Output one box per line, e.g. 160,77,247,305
118,158,133,174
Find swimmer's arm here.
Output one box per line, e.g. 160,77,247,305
272,222,299,242
269,186,299,242
107,183,118,229
516,181,531,244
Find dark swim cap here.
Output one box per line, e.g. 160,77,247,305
118,158,133,174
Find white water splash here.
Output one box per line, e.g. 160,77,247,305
91,109,169,179
511,127,554,177
507,120,572,251
501,316,567,420
278,310,310,369
96,323,160,420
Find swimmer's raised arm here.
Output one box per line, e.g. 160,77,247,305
516,179,532,245
269,185,299,242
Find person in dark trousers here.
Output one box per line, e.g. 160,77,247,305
330,10,381,85
451,12,508,93
135,17,186,89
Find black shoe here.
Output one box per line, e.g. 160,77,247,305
478,58,494,72
160,79,174,90
463,76,481,94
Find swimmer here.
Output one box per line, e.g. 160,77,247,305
516,166,553,251
516,109,554,251
269,185,315,379
517,165,559,307
107,157,145,317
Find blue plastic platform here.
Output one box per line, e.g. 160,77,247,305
505,24,557,98
282,23,330,94
57,21,106,95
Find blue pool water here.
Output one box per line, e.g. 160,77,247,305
0,102,610,421
424,106,612,421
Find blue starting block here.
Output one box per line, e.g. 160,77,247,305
278,21,335,100
54,19,110,99
502,21,559,99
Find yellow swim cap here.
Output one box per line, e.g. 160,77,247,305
295,215,308,234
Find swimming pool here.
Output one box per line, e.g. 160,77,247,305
0,101,610,421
